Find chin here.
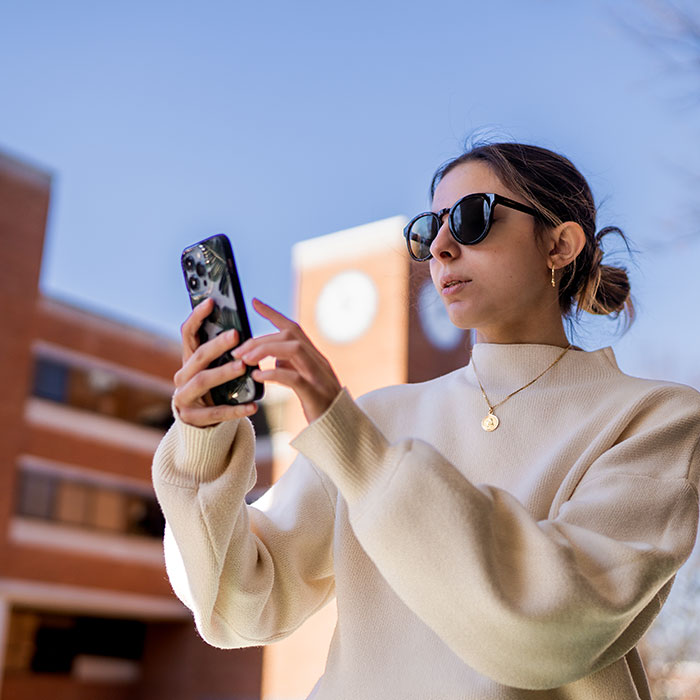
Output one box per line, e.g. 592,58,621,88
444,295,504,333
444,304,480,331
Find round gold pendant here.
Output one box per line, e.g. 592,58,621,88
482,413,499,432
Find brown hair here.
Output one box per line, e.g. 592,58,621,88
430,139,635,328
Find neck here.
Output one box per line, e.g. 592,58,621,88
474,318,570,348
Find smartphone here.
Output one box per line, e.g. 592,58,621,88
181,234,264,405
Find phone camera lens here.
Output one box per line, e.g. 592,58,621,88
196,262,207,277
188,276,199,290
184,255,195,271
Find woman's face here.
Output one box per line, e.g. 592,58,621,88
429,160,557,342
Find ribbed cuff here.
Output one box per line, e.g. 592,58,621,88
154,397,244,486
291,388,396,505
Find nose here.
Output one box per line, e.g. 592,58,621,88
429,214,459,260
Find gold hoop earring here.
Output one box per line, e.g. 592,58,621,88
551,265,556,288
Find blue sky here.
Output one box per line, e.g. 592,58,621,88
1,0,698,387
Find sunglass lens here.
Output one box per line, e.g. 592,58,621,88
407,214,438,260
451,196,489,244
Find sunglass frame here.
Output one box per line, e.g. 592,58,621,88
403,192,541,262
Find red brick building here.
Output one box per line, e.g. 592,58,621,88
0,150,273,700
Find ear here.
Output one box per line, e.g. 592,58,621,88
545,222,586,269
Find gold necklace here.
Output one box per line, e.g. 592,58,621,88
470,344,572,432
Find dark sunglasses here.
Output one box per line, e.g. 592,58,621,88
403,192,540,261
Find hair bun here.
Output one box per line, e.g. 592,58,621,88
573,226,634,324
591,264,632,315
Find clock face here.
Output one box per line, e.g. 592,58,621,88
417,279,463,350
315,270,378,344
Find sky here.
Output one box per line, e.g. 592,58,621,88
1,0,699,388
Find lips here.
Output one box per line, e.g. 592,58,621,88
440,276,471,295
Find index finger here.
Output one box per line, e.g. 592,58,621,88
252,298,297,331
180,297,214,363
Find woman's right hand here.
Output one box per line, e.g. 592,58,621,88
172,297,258,427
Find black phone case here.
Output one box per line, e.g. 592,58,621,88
181,234,264,405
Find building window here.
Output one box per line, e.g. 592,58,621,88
30,355,174,431
16,469,165,539
16,471,56,519
32,357,69,402
55,481,90,526
5,609,145,677
92,488,128,532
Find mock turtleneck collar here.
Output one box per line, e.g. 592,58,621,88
465,343,619,396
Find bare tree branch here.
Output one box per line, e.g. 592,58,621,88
606,0,700,249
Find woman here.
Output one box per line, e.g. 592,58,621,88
152,141,700,699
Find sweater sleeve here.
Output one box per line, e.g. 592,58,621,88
291,387,700,690
152,406,336,648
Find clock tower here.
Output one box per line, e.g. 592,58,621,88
260,215,472,700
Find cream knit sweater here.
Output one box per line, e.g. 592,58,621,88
152,343,700,699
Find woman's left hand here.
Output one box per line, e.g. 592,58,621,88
233,298,343,424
